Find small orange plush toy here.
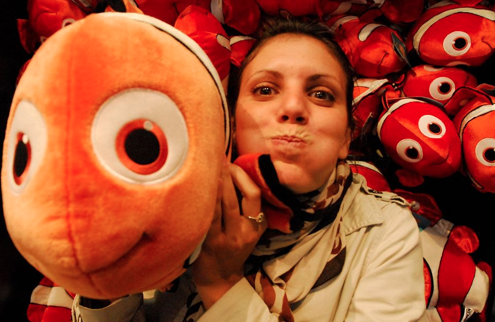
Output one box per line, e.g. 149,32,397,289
1,11,230,299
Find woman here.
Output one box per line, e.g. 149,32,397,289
73,16,426,321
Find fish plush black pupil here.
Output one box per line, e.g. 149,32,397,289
14,139,29,177
439,83,451,94
485,148,495,162
429,123,441,134
125,129,160,165
406,147,419,159
454,38,467,50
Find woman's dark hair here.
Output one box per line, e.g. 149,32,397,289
227,15,356,133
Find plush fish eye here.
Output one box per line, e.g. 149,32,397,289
92,89,189,184
475,138,495,166
418,115,446,138
5,100,47,194
396,139,423,163
443,31,471,56
429,77,455,101
13,134,30,183
115,119,168,175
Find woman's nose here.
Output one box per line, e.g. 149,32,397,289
278,91,308,124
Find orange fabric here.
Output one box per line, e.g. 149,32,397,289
3,13,225,299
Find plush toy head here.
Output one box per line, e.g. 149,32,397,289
1,12,230,299
406,2,495,67
377,97,462,178
401,64,478,106
327,13,407,78
446,85,495,193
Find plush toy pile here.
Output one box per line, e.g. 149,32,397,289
3,0,495,321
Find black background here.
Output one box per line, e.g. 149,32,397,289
0,1,494,321
1,2,45,321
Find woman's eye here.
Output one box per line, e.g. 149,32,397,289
310,90,334,102
253,86,273,95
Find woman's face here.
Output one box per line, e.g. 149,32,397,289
235,34,351,194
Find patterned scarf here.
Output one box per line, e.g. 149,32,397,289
184,157,352,321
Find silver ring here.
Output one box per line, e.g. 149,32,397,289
248,212,264,224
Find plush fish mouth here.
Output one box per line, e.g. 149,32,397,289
429,150,460,176
481,39,494,52
431,155,449,166
79,231,152,274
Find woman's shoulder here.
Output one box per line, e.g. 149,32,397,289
341,174,416,234
349,173,410,208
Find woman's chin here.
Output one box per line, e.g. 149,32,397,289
274,163,325,194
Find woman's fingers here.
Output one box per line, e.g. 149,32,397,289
208,159,266,245
207,165,225,238
225,163,267,233
218,161,243,231
192,160,266,300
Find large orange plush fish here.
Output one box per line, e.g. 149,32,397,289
1,12,230,299
377,96,462,183
406,1,495,67
445,85,495,194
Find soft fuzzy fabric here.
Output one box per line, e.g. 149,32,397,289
2,12,228,299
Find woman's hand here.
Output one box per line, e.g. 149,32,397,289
192,158,267,309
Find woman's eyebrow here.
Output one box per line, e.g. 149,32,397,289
308,74,339,82
243,69,282,86
250,69,282,79
307,74,345,91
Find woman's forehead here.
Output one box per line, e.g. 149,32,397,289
245,35,346,81
251,34,341,67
